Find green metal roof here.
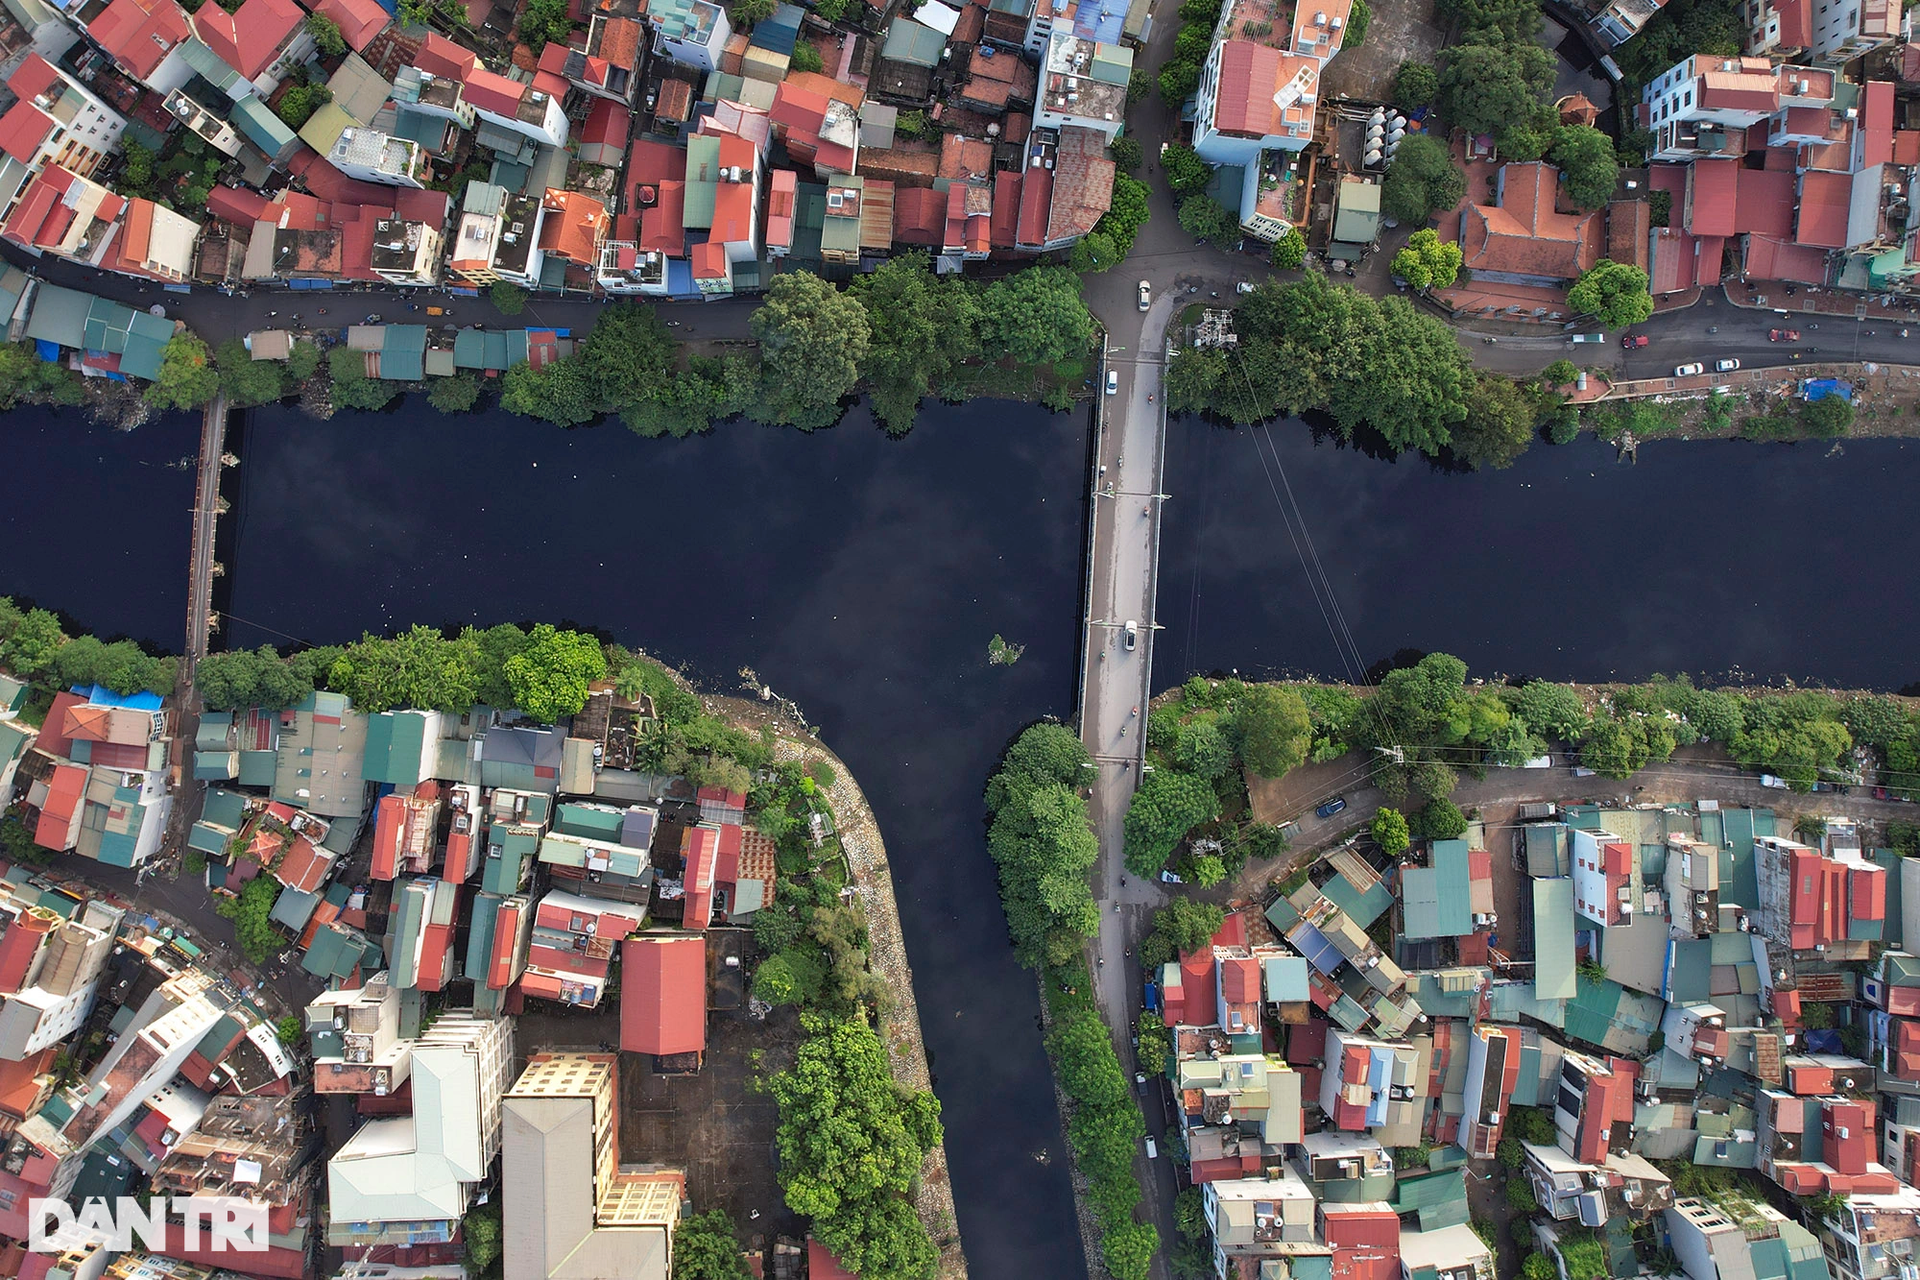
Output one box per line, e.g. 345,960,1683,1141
193,751,238,780
380,325,428,382
465,892,503,981
1332,179,1381,245
364,711,431,786
1533,878,1576,1000
271,885,321,931
181,38,244,93
238,750,278,787
882,17,945,67
684,135,719,228
1321,867,1391,929
25,283,94,347
203,788,249,829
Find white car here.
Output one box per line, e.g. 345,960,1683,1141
1715,358,1740,372
1236,281,1255,294
1124,620,1137,650
1106,370,1119,394
1674,362,1704,377
1138,280,1151,311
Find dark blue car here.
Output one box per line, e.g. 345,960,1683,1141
1315,796,1347,819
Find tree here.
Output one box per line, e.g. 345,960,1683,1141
1110,137,1143,171
1165,347,1224,415
1568,260,1655,328
1506,1178,1538,1212
1390,228,1462,290
305,11,347,56
1123,771,1220,876
1581,712,1675,779
1441,43,1555,147
7,610,69,679
731,0,773,23
0,342,84,409
1802,394,1854,438
1162,144,1210,195
1513,681,1590,741
750,271,871,430
1271,227,1306,269
464,1205,502,1276
581,302,678,411
1372,807,1410,855
1345,0,1370,43
1416,797,1468,840
146,333,219,410
328,345,398,412
1160,58,1201,103
1453,372,1536,470
518,0,572,52
428,373,481,413
503,624,606,722
1096,175,1152,255
1551,124,1620,210
1050,1012,1132,1108
1141,898,1226,968
673,1210,751,1280
1178,195,1239,247
790,39,823,72
121,138,155,194
978,269,1094,368
1175,1186,1207,1239
1382,134,1464,226
490,281,529,316
771,1014,942,1280
501,355,601,427
1394,60,1439,109
213,876,281,963
1235,684,1312,778
1103,1221,1160,1280
286,339,321,382
214,339,286,408
327,625,479,713
853,254,979,434
274,82,331,128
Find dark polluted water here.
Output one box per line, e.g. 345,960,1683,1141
218,397,1096,1279
10,398,1920,1279
1153,419,1920,694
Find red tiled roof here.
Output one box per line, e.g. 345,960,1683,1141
770,83,829,135
764,168,794,251
489,902,523,989
1825,1098,1873,1175
0,101,52,165
1211,41,1316,139
0,924,43,997
991,170,1022,249
1776,0,1812,45
394,187,448,225
893,185,944,245
1796,170,1851,248
1863,81,1895,168
194,0,302,81
1325,1207,1401,1280
1853,864,1887,921
414,32,479,80
1733,166,1795,237
463,67,526,118
1896,131,1920,167
274,835,331,894
33,763,87,850
808,1239,858,1280
0,1050,52,1120
207,184,274,226
1742,233,1823,284
620,935,706,1055
6,53,58,101
681,824,716,928
1686,159,1738,237
582,96,628,148
88,0,191,81
1219,955,1259,1003
537,188,609,265
311,0,390,50
640,180,686,254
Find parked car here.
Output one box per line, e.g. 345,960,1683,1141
1158,868,1182,883
1769,328,1800,341
1760,774,1789,789
1315,796,1347,819
1106,370,1118,395
1674,362,1704,377
1124,620,1137,650
1715,358,1740,372
1145,1137,1159,1159
1143,978,1160,1013
1138,280,1152,311
1236,281,1256,294
1621,334,1649,348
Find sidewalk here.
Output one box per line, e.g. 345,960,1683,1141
1725,279,1920,322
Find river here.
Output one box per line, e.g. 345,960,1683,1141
8,403,1920,1279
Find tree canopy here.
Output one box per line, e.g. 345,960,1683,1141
851,254,980,434
771,1014,943,1280
1551,124,1621,210
1381,134,1465,227
146,333,219,410
751,271,872,430
214,339,286,408
1236,684,1312,778
503,624,607,722
1122,770,1220,876
1391,227,1462,290
1394,60,1440,109
978,269,1094,368
1441,43,1556,154
673,1210,751,1280
1568,260,1655,328
986,723,1099,967
1453,372,1538,470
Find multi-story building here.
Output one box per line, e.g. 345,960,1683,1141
503,1052,685,1280
1642,56,1834,163
0,54,127,178
327,126,428,189
72,0,195,95
0,894,122,1060
306,973,410,1096
1191,0,1348,165
1666,1197,1828,1280
447,184,547,288
369,217,443,288
188,0,312,99
645,0,731,71
327,1011,514,1247
1034,30,1130,144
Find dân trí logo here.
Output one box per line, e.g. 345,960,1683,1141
28,1196,268,1253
